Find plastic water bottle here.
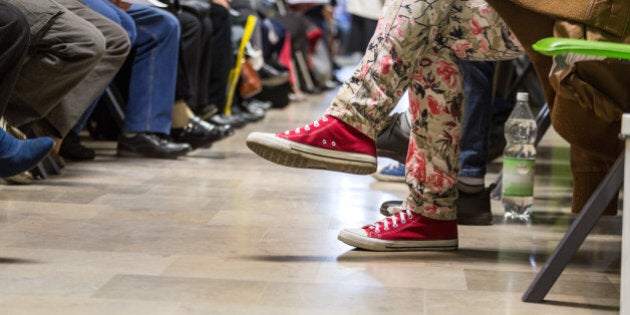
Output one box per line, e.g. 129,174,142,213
502,92,537,221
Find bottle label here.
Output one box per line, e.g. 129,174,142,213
502,157,535,197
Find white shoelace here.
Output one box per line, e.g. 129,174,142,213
285,116,329,135
370,209,414,233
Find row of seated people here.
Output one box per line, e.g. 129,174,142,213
0,0,344,181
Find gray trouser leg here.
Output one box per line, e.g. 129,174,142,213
4,0,105,136
45,0,130,136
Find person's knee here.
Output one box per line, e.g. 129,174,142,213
104,21,131,61
51,12,107,67
81,25,107,64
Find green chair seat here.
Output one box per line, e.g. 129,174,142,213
533,37,630,60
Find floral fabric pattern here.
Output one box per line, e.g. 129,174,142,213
326,0,523,220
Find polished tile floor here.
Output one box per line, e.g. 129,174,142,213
0,90,622,314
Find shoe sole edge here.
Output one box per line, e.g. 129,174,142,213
247,133,377,175
338,230,458,251
372,173,405,182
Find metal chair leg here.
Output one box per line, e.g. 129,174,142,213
522,154,624,302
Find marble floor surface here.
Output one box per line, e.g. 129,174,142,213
0,90,622,314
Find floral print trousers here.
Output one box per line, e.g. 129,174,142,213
326,0,523,220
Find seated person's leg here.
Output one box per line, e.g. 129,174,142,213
455,60,499,225
0,3,54,177
204,4,233,120
47,0,130,144
176,10,203,111
487,0,628,216
59,0,136,161
0,2,29,112
551,59,630,215
117,5,190,159
458,60,495,184
4,0,106,137
170,11,234,149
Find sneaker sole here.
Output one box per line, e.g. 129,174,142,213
338,229,458,251
372,173,405,182
378,202,493,225
246,132,377,175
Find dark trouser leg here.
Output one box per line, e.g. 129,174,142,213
0,3,29,115
4,2,105,137
176,10,202,107
46,0,130,137
206,5,232,112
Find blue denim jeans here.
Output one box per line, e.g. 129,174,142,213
125,5,179,134
72,2,179,135
458,60,512,179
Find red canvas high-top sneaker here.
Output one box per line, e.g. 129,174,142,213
338,209,458,251
246,115,377,174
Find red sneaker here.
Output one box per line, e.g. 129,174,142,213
338,209,458,251
246,115,377,174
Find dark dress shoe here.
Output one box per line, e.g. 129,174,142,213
171,116,234,149
376,112,409,164
258,63,290,86
217,124,235,138
59,131,95,161
247,99,272,111
232,103,265,123
208,114,247,128
117,132,191,159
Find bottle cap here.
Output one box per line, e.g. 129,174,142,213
517,92,529,102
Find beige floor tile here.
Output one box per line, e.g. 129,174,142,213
0,88,621,314
0,247,175,275
0,296,180,315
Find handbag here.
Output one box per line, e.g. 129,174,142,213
239,59,263,99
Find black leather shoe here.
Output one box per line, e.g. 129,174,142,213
233,102,265,122
171,116,233,149
208,114,247,128
117,132,191,159
246,99,272,111
376,112,409,164
379,184,495,225
258,63,290,86
59,131,95,161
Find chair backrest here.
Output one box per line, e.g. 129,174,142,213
533,37,630,60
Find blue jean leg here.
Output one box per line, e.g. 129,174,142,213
70,0,136,135
124,5,180,134
458,60,495,179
